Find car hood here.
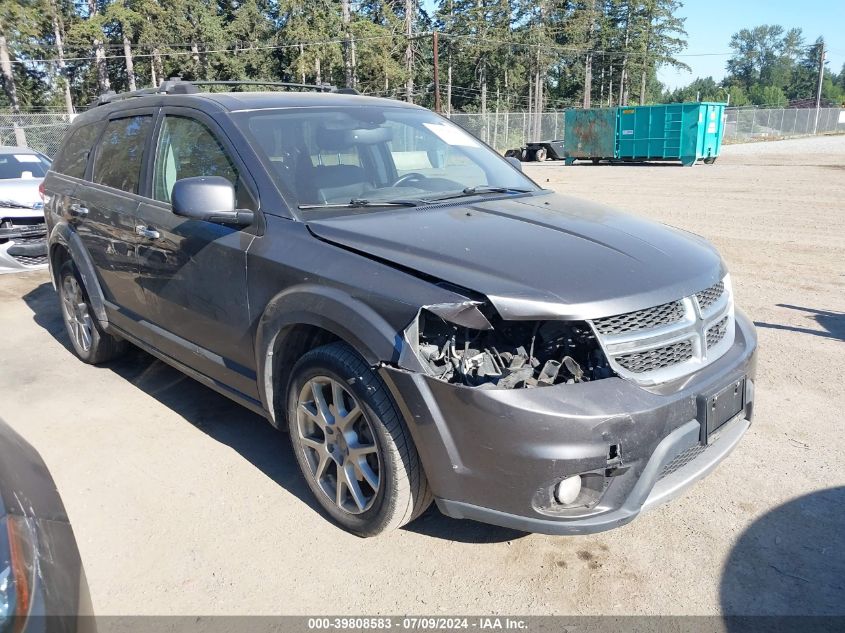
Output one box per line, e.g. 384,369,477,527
306,192,726,320
0,177,44,217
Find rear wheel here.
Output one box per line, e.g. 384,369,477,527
287,342,432,536
58,261,126,364
534,147,547,162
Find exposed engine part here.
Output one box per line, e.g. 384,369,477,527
415,310,614,388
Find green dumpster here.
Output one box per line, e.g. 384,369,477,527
562,108,618,164
563,102,726,167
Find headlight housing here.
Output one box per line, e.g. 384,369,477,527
0,515,37,630
414,307,613,388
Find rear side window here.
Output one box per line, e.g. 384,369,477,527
92,116,152,194
51,122,105,179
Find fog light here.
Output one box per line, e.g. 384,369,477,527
554,475,582,505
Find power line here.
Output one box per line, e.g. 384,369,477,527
7,33,406,65
9,30,753,67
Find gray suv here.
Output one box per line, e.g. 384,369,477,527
43,80,757,537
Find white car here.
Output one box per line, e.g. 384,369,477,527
0,146,50,273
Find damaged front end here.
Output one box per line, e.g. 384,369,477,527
404,301,614,389
0,205,48,273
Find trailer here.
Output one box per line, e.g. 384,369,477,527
504,139,565,162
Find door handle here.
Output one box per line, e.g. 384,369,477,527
135,225,161,240
69,203,89,217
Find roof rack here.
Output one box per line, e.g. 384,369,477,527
90,78,358,107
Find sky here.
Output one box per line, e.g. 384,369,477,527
658,0,845,89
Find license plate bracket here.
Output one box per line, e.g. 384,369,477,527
698,377,745,444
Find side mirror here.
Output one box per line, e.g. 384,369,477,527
506,156,523,171
171,176,254,227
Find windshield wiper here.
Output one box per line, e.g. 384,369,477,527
298,198,423,210
423,186,533,202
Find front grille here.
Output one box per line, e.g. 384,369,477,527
589,276,734,384
11,254,48,266
592,300,685,335
695,281,725,312
659,443,710,480
615,339,694,373
706,316,729,349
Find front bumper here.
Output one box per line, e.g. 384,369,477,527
380,309,758,535
0,235,48,273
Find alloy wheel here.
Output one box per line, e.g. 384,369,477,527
61,275,94,352
295,376,381,514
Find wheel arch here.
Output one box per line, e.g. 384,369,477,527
255,284,407,427
48,223,109,326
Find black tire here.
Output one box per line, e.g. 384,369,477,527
286,342,432,537
58,260,127,364
534,147,547,162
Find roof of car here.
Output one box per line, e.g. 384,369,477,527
0,146,40,155
193,91,424,112
70,89,425,128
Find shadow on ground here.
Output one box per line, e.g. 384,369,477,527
720,487,845,617
754,304,845,342
21,281,521,543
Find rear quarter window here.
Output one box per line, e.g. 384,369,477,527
51,122,106,179
92,116,152,194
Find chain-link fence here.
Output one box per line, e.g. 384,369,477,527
2,107,844,158
0,113,75,158
448,112,564,151
723,107,845,143
449,108,845,150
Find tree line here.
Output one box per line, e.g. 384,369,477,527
1,0,689,114
665,25,845,107
1,2,841,116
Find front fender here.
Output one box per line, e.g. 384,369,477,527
49,223,108,327
254,284,420,425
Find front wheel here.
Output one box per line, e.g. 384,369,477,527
58,260,126,364
287,342,432,536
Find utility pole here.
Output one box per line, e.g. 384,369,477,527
342,0,353,89
813,40,825,134
433,32,441,113
583,0,596,109
404,0,414,103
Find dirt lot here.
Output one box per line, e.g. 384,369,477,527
1,135,843,616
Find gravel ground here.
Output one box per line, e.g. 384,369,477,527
0,135,843,617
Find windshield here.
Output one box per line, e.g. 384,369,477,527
235,107,538,212
0,153,50,180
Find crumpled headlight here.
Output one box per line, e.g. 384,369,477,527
0,515,37,629
413,307,613,389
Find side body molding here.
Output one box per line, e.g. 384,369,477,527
254,284,421,426
49,223,109,328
